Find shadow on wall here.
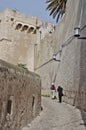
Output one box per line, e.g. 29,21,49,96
80,111,86,127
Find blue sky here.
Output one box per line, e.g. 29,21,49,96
0,0,56,25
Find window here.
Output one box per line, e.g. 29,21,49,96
7,100,12,114
15,23,22,30
28,27,34,33
21,25,28,31
7,96,13,115
32,96,35,117
11,18,14,21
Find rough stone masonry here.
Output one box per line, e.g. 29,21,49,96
0,59,41,130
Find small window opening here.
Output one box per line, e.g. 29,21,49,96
15,23,22,30
11,18,14,21
36,26,40,30
49,31,53,33
21,25,28,31
7,96,13,115
28,27,34,33
32,96,35,107
7,100,12,114
32,96,35,117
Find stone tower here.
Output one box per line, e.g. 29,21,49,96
0,9,42,71
0,9,55,71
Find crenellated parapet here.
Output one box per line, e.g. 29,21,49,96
0,9,43,34
38,22,56,39
0,9,55,35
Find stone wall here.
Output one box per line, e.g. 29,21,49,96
0,9,38,71
0,59,41,130
75,0,86,110
0,0,85,112
35,0,79,93
0,9,54,71
35,0,86,111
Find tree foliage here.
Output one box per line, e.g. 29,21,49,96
46,0,67,23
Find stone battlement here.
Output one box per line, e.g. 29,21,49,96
0,9,55,35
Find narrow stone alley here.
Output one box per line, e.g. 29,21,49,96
22,97,86,130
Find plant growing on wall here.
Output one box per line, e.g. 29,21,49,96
17,63,29,72
46,0,67,23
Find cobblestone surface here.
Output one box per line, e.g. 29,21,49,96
22,97,86,130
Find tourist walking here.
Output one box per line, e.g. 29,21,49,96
50,82,56,99
57,85,63,103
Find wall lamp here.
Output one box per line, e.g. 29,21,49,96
74,27,86,39
53,54,61,62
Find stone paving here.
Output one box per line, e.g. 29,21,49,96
22,97,86,130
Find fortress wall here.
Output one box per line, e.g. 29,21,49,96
0,9,54,72
0,32,36,71
0,9,37,71
0,59,41,130
0,0,85,111
35,0,80,93
35,35,54,94
35,0,86,110
75,0,86,110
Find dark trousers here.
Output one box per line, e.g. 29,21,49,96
58,94,62,103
